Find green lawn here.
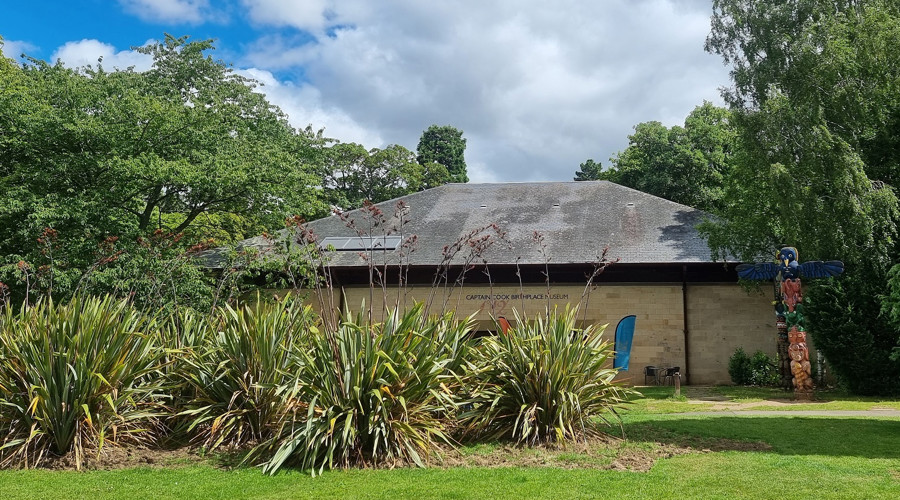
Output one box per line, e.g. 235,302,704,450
626,385,900,413
1,391,899,499
1,451,896,500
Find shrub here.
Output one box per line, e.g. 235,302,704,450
729,348,778,386
806,273,900,396
178,297,316,450
0,296,165,469
728,347,751,385
155,308,211,440
748,350,779,386
252,304,472,474
459,306,632,445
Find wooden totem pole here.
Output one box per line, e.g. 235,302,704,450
737,247,843,399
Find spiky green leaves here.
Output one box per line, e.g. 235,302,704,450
459,306,633,445
0,296,165,469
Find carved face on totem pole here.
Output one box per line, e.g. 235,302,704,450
788,343,809,362
788,327,800,344
788,327,806,344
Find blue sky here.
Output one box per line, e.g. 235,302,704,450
0,0,731,183
0,1,306,81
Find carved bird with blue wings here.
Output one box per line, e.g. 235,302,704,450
736,247,844,281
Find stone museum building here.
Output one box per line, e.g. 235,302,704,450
208,181,783,385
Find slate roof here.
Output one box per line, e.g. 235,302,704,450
202,181,727,268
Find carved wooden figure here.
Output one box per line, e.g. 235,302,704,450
736,247,843,399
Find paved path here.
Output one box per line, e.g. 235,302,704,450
669,409,900,417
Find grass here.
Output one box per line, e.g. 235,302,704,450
626,385,900,412
1,415,898,500
1,414,897,499
622,414,900,458
1,388,899,499
624,385,716,414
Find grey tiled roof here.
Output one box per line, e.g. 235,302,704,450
203,181,726,268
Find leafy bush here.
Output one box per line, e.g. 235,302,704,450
728,347,751,385
729,348,778,386
883,264,900,362
806,273,900,396
0,296,639,473
748,350,779,386
459,307,632,445
0,296,165,469
154,308,211,440
252,304,472,474
178,297,316,450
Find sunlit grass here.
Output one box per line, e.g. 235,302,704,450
625,386,714,414
2,414,898,499
626,385,900,412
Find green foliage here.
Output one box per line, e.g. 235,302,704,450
0,34,326,306
805,274,900,395
321,142,427,209
728,348,778,387
0,296,636,474
708,1,900,176
178,297,316,451
703,1,900,263
79,231,216,313
0,296,165,469
748,351,778,387
727,347,751,385
699,93,900,267
573,159,605,181
420,161,451,190
253,304,472,474
704,1,900,396
882,264,900,333
459,307,632,445
597,102,735,212
416,125,468,184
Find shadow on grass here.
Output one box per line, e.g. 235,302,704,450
623,416,900,459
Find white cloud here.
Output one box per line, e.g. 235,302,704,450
51,39,154,71
43,37,379,147
0,39,37,60
238,67,383,147
240,0,335,33
119,0,220,25
44,1,730,184
237,0,730,182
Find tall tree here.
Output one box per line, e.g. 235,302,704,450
321,143,425,209
420,161,451,190
703,0,900,265
0,35,325,304
583,102,735,212
708,0,900,188
416,125,468,184
573,159,604,181
704,0,900,394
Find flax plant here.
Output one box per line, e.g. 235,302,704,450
178,296,316,451
0,296,164,469
459,306,632,445
154,308,212,439
253,304,472,475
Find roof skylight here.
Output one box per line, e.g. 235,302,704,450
319,236,402,251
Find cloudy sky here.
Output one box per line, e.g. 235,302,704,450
0,0,731,183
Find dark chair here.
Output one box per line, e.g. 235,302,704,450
663,366,681,385
644,366,658,385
